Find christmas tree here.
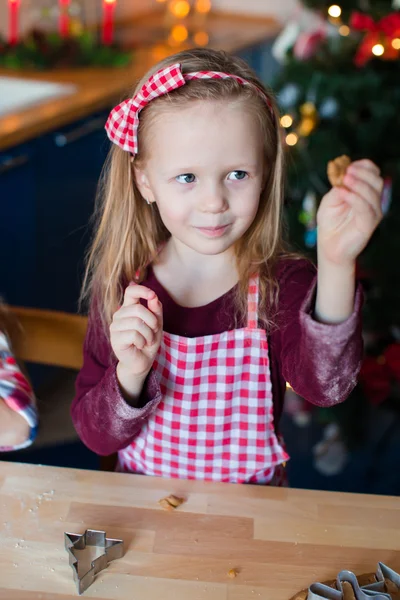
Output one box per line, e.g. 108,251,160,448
272,1,400,445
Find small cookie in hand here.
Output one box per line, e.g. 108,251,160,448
327,155,351,187
158,494,185,511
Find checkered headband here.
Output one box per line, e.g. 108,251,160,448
105,62,275,155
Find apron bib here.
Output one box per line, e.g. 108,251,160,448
118,275,289,484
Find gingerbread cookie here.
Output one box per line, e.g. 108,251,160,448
327,155,351,187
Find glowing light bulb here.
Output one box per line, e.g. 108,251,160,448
195,0,211,13
328,4,341,18
171,23,188,42
372,43,384,56
392,38,400,50
339,25,350,36
286,133,298,146
280,115,293,128
169,0,190,18
194,31,209,46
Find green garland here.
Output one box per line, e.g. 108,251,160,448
0,29,132,70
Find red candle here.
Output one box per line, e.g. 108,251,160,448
59,0,70,38
102,0,117,46
8,0,20,46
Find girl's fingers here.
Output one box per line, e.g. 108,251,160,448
339,188,380,227
348,159,380,176
122,283,156,308
114,303,159,331
116,329,148,351
148,295,163,327
111,318,155,347
345,167,383,196
342,174,383,219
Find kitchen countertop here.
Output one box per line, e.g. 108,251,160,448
0,11,280,152
0,460,399,599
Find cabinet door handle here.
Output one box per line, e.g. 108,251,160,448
54,116,106,147
0,154,30,175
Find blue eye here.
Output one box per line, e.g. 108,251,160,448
176,173,196,184
228,170,248,181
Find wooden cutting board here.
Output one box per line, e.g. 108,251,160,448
0,461,399,599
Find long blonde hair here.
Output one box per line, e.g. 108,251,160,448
81,48,294,331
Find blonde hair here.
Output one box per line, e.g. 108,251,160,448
81,48,295,331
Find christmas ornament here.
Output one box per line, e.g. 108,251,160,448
359,343,400,405
293,29,326,60
381,177,393,215
299,188,318,248
272,21,301,62
277,83,301,109
297,101,319,136
350,11,400,66
313,422,349,476
319,97,339,119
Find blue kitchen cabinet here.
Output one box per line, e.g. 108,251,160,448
1,110,110,313
35,110,110,312
0,142,37,307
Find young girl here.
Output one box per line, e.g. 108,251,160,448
72,48,383,484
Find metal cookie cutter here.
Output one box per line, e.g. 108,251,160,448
307,563,400,600
64,529,124,595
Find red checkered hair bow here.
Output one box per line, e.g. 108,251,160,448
105,62,274,155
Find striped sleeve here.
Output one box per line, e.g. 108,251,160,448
0,332,38,451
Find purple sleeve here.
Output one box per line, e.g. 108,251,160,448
277,260,363,407
71,303,162,456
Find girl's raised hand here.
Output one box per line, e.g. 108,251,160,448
317,159,384,267
110,283,163,380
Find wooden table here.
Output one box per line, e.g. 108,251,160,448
0,461,399,599
0,11,280,151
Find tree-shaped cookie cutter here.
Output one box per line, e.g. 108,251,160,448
64,529,124,595
307,563,400,600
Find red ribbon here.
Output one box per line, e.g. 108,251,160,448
350,11,400,37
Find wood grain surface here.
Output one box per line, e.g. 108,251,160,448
0,461,399,599
0,11,280,151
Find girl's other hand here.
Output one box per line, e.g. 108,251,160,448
110,284,163,390
317,159,384,267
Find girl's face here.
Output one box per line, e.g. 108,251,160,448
135,99,265,258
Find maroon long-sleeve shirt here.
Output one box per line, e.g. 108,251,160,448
72,258,363,456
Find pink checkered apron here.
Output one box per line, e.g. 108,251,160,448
118,275,289,484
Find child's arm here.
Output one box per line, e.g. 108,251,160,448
71,294,163,456
277,259,363,408
0,400,31,448
0,333,38,451
315,159,383,324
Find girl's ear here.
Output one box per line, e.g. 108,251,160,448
132,164,156,204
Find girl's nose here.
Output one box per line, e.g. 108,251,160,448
199,184,228,213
